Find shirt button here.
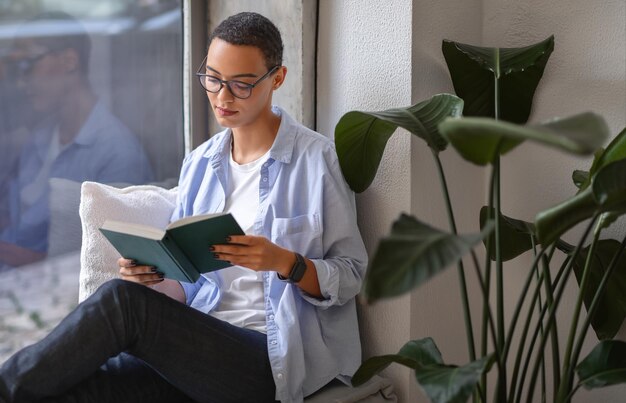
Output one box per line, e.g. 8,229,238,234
262,177,268,182
277,373,284,380
269,315,275,321
270,340,277,345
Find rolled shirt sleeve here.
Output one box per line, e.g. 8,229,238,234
299,156,367,308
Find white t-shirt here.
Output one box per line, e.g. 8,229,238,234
20,126,68,209
208,147,270,333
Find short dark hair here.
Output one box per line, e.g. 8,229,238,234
18,11,91,73
209,12,283,68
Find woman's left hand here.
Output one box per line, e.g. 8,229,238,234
211,235,295,276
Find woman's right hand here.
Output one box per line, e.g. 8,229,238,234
118,258,164,286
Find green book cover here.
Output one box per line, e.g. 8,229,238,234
99,213,244,283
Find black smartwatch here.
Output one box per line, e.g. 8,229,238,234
277,253,307,283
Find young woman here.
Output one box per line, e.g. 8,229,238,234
0,12,367,403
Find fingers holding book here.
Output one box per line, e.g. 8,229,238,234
211,235,294,275
118,257,165,286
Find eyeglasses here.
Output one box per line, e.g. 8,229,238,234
5,50,53,78
195,56,279,100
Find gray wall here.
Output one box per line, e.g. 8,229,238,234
317,1,414,401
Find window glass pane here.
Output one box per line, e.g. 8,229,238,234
0,0,183,360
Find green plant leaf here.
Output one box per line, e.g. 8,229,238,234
351,355,418,387
597,211,624,232
577,340,626,389
591,159,626,230
572,170,589,189
439,112,609,166
536,158,626,245
578,127,626,192
574,148,604,192
352,338,443,386
591,158,626,208
572,239,626,340
442,36,554,123
415,354,494,403
479,206,535,261
535,186,597,246
363,213,493,302
555,238,575,255
334,94,464,193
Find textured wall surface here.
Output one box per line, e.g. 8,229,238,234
317,0,414,401
409,1,484,401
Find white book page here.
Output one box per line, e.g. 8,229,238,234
166,213,227,230
101,220,165,240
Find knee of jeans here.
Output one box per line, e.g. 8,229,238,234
93,279,144,307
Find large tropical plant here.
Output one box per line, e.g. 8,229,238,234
336,36,626,403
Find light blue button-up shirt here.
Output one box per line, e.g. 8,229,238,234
171,106,368,403
1,101,154,252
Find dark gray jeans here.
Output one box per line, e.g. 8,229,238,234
0,279,277,403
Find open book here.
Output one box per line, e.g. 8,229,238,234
99,213,244,283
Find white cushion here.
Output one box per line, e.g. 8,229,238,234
78,181,177,301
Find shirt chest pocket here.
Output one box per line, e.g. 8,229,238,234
271,213,323,259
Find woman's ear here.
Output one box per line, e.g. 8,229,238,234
272,66,287,90
60,48,80,73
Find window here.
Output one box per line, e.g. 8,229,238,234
0,0,183,360
0,0,317,363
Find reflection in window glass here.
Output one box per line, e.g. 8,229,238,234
0,0,183,360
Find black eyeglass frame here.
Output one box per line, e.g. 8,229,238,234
195,55,280,100
4,49,56,78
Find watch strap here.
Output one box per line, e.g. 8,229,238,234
278,253,307,283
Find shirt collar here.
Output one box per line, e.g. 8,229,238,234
204,106,297,165
72,100,108,146
32,100,108,159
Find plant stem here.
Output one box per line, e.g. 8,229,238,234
493,155,507,403
540,354,547,403
481,235,493,398
524,215,598,403
566,233,626,400
533,242,548,403
541,253,561,397
433,151,476,362
509,274,543,402
482,155,496,401
493,45,504,350
556,221,602,402
512,253,570,403
494,157,504,351
564,383,583,402
471,259,503,403
502,246,550,360
469,243,501,362
492,53,505,400
515,290,549,403
506,249,550,403
494,47,501,121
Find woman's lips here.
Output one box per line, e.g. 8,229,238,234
216,106,237,117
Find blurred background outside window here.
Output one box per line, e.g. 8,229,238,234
0,0,184,360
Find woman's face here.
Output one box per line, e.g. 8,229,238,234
9,38,77,114
203,38,285,130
